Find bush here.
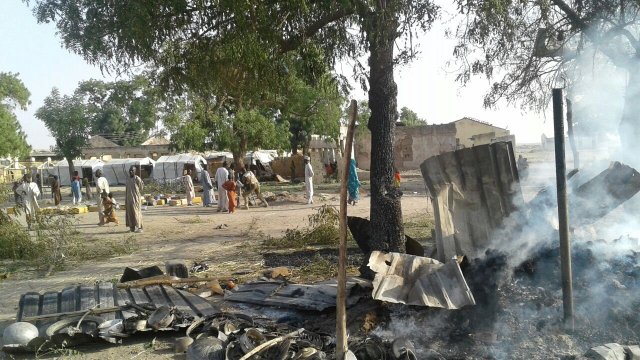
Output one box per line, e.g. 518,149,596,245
263,205,350,249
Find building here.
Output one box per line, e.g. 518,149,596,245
355,123,457,171
82,135,173,161
354,116,516,171
452,117,514,148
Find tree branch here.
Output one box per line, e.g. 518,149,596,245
279,8,355,52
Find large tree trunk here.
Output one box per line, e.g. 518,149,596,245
65,154,76,184
366,6,405,254
620,63,640,161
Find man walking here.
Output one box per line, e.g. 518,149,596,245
125,166,144,233
95,169,110,226
19,174,40,230
215,161,229,212
304,156,314,204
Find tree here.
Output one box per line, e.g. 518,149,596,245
75,76,161,146
29,0,439,255
35,88,91,179
454,0,640,149
399,106,427,126
0,72,31,158
281,73,344,155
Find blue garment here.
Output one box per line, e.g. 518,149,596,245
347,159,360,202
71,179,82,201
201,170,215,206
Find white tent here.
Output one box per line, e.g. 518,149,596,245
153,154,207,182
102,158,156,185
52,159,104,186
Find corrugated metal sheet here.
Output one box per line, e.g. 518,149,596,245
17,283,218,326
368,251,475,309
420,141,524,262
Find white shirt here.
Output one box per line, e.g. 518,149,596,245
96,177,110,195
215,167,229,187
305,163,314,179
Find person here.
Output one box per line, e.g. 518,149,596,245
242,166,269,209
83,177,93,200
19,174,40,230
95,169,110,226
102,191,119,225
200,166,215,207
35,174,42,199
347,159,361,206
304,156,314,204
222,174,237,214
393,169,401,188
51,175,62,205
12,181,22,207
517,155,529,180
125,166,144,233
215,162,230,212
182,169,195,206
71,172,82,204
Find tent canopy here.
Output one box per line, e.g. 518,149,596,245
102,158,156,185
153,154,206,181
52,159,104,186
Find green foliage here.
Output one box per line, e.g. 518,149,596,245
75,75,161,146
217,108,290,155
35,88,91,163
399,106,427,126
281,73,344,153
0,72,32,158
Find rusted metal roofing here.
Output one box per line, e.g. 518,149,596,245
17,283,218,326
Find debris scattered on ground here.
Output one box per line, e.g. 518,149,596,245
368,251,475,308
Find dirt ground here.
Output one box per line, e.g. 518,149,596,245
0,175,433,359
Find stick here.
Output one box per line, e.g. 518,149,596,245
336,100,358,360
117,276,227,288
238,328,304,360
22,306,124,322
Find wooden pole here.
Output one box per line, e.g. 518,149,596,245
553,88,574,331
336,100,358,360
566,98,580,170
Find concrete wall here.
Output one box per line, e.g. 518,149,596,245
355,124,457,171
454,118,511,148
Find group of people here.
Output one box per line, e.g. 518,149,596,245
95,167,144,233
192,161,269,214
10,155,366,231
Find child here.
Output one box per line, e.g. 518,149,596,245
102,192,119,225
71,174,82,204
393,169,401,188
222,174,237,214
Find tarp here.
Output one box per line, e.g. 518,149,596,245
102,158,156,185
153,154,206,181
51,159,104,186
368,251,476,309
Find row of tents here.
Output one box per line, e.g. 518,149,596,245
43,151,279,186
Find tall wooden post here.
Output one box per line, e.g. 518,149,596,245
336,100,357,359
553,88,574,331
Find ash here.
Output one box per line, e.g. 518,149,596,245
373,235,640,359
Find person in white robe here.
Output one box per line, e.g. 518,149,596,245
304,156,314,204
215,162,230,212
182,169,195,205
19,174,40,230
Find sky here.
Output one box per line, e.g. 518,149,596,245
1,2,555,150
